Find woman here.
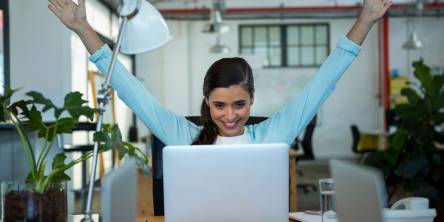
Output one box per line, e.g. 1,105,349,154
48,0,392,146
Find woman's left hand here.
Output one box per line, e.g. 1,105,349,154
360,0,393,24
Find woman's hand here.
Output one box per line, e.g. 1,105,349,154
346,0,392,45
48,0,88,33
360,0,393,24
48,0,103,54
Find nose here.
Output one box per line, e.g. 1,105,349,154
225,108,237,122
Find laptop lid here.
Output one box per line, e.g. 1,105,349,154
330,160,387,222
163,143,289,222
101,158,137,222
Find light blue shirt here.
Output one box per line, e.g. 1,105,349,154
90,36,361,145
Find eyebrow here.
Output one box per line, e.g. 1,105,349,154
213,100,247,103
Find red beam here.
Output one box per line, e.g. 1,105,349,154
159,2,444,15
378,16,390,130
225,5,361,13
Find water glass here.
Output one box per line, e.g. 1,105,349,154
319,178,336,222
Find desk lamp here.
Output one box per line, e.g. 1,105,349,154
81,0,171,221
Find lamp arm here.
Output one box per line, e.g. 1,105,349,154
81,16,129,222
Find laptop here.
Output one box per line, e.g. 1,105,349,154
163,143,289,222
330,160,387,222
101,158,138,222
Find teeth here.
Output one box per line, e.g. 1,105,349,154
224,121,237,127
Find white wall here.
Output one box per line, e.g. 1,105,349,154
10,0,72,115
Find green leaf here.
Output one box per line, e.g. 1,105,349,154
55,118,76,134
94,131,114,150
51,171,71,181
1,89,22,121
8,100,30,117
437,89,444,109
400,88,421,105
382,148,400,167
391,129,407,151
413,59,433,94
52,153,67,170
429,75,444,99
26,91,55,112
49,153,71,182
63,91,95,120
395,104,421,121
24,106,45,131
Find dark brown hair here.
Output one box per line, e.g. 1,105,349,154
192,57,254,145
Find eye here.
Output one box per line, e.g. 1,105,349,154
234,101,246,108
213,102,225,109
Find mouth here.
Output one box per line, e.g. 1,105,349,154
221,120,239,129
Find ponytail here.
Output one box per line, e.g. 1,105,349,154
192,99,218,145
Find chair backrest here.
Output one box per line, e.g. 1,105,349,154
350,125,361,153
294,115,317,161
151,116,267,215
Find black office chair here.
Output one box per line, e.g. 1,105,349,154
151,116,267,216
292,115,317,193
294,115,317,161
350,124,386,162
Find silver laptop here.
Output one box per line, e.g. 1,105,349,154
330,160,387,222
101,158,137,222
163,143,289,222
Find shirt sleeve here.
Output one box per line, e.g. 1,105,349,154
89,44,201,145
250,36,362,145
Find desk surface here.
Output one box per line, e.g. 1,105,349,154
138,216,299,222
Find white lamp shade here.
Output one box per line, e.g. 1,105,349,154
120,0,172,54
209,44,230,54
402,31,424,50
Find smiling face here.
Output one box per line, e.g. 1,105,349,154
206,84,254,137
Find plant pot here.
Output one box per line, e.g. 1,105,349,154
1,181,67,222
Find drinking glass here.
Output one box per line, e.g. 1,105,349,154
319,178,336,222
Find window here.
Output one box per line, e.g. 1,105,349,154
0,0,9,95
239,24,329,68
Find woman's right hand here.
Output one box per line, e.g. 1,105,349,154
48,0,88,33
48,0,103,54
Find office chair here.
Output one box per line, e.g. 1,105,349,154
151,116,267,216
350,124,388,162
292,115,317,194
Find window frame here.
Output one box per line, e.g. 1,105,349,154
0,0,10,95
238,23,330,68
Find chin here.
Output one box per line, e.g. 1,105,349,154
221,128,243,137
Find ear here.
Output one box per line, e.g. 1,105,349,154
205,97,209,106
250,94,254,105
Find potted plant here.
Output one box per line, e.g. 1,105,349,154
0,88,148,222
365,59,444,220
